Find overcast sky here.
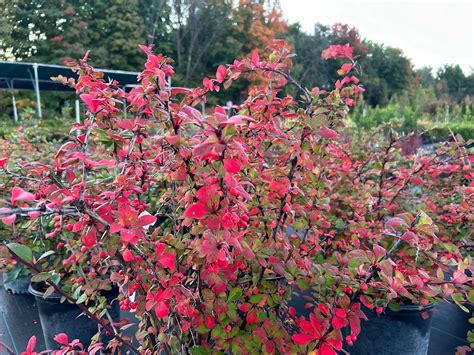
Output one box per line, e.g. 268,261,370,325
279,0,473,73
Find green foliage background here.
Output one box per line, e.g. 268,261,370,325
0,0,473,141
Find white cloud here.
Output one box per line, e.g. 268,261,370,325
279,0,473,73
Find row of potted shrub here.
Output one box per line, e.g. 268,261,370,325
0,41,472,354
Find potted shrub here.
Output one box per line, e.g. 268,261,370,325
0,41,472,354
0,145,121,350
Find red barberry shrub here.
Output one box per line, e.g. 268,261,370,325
0,41,472,354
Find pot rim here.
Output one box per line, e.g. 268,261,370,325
28,282,63,301
362,302,436,314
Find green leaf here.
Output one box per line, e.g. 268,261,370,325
335,219,346,229
38,250,55,261
76,293,88,304
228,287,242,303
227,303,237,321
50,273,61,285
196,325,208,335
467,330,474,343
7,243,32,263
211,325,226,339
452,293,469,312
467,290,474,304
388,302,401,312
43,286,55,299
296,278,310,291
250,294,264,304
257,310,267,322
191,346,210,355
348,258,362,269
31,272,51,282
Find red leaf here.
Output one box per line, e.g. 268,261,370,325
223,158,241,174
159,252,175,271
331,316,347,330
121,229,137,244
326,338,343,351
123,249,134,262
320,342,337,355
184,202,208,219
246,309,257,324
321,44,354,60
11,187,35,207
155,301,169,318
53,333,69,345
291,333,315,345
170,87,193,97
82,228,97,248
216,65,228,83
136,213,157,228
318,303,329,316
0,158,8,169
205,315,215,329
80,93,105,113
318,126,339,139
334,308,347,318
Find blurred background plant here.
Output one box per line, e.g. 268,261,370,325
1,1,472,143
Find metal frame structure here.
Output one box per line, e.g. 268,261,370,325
0,60,140,122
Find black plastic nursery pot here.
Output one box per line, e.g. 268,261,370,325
287,288,435,355
0,275,46,351
28,282,120,350
349,303,435,355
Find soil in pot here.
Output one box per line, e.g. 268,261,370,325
348,303,435,355
29,282,120,350
0,274,46,352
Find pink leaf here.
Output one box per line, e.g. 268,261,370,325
451,270,469,284
216,65,228,83
53,333,69,345
251,51,259,66
25,335,37,354
373,244,386,259
386,217,408,230
220,115,255,126
28,211,40,220
165,135,180,145
2,214,16,225
318,126,339,139
11,187,35,207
